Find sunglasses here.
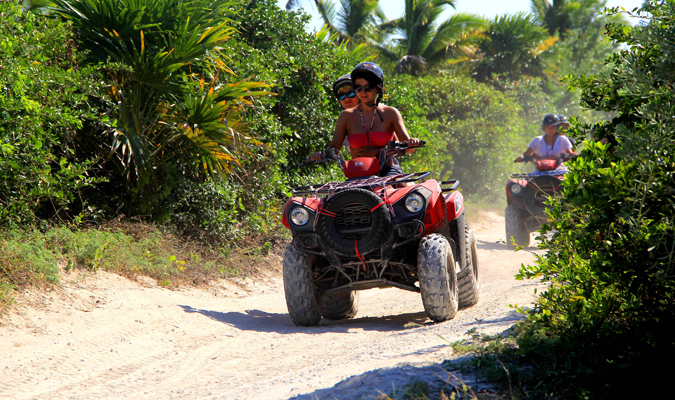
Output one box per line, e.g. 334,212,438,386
354,84,377,93
337,90,357,101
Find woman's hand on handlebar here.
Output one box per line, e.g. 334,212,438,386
405,138,420,153
309,152,323,161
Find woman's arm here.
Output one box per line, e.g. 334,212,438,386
560,136,577,156
309,111,349,161
329,112,349,149
514,147,535,162
389,106,419,153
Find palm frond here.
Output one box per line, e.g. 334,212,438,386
285,0,303,10
421,12,486,65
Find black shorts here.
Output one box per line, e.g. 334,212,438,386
378,163,405,177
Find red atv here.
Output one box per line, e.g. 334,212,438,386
505,154,574,248
281,141,480,326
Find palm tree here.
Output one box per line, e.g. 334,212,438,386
472,12,557,82
531,0,580,38
379,0,486,74
286,0,388,43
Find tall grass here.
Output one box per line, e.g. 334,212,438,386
0,222,285,314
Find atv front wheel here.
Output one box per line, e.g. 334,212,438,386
282,244,322,326
321,291,359,320
505,204,530,248
458,223,480,309
417,234,458,322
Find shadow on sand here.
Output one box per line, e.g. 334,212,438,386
286,357,486,400
179,305,431,335
477,237,543,253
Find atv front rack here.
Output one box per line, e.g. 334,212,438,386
292,172,430,195
511,170,567,179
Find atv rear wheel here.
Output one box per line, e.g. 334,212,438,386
505,204,530,248
321,291,359,320
417,234,458,322
458,224,480,309
282,244,322,326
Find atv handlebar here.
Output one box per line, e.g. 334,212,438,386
514,153,576,163
299,148,344,168
386,140,426,150
300,140,426,167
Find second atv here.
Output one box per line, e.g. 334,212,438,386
505,154,574,247
281,141,480,326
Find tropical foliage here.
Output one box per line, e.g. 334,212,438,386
6,1,671,396
492,1,675,397
317,0,389,43
381,0,486,73
387,74,531,199
473,12,557,82
0,0,103,226
31,0,271,220
167,0,367,238
4,0,616,230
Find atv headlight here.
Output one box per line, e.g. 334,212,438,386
290,207,309,226
405,192,425,213
510,184,522,195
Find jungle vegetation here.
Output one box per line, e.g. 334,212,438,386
3,1,672,397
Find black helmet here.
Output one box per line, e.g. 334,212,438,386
351,62,384,88
332,74,352,98
558,115,569,124
542,114,561,126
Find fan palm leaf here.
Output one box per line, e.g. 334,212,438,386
288,0,385,44
473,12,556,81
29,0,270,181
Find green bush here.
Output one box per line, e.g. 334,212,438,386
512,1,675,397
387,74,533,201
223,0,365,171
0,1,103,226
165,0,365,237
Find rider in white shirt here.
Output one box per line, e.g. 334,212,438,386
515,114,576,169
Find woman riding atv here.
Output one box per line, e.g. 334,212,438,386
310,62,420,177
514,113,576,166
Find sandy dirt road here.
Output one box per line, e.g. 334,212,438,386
0,212,544,400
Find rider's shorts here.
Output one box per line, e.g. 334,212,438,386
378,163,405,177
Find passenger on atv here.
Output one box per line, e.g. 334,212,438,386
310,62,420,177
514,113,577,169
557,114,577,148
333,74,360,111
